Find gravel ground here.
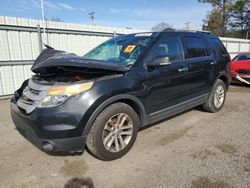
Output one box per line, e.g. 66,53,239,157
0,85,249,188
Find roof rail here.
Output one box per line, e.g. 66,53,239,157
162,29,211,34
196,30,211,34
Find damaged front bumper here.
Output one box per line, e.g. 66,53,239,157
232,74,250,85
10,79,94,153
11,99,87,153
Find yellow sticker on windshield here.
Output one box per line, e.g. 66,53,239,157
124,45,136,53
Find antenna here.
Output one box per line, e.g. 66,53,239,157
40,0,46,34
88,12,95,24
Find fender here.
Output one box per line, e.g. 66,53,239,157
204,71,229,102
82,94,148,136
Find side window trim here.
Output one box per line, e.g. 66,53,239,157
176,35,185,61
207,37,229,58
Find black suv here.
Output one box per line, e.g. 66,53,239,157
11,30,230,160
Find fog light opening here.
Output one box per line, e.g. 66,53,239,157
42,141,54,152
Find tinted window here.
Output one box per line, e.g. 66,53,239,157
208,38,228,56
147,36,184,62
183,37,208,58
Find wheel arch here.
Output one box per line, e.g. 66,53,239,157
218,74,230,90
215,72,230,90
82,94,147,136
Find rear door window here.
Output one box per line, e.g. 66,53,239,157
183,36,209,59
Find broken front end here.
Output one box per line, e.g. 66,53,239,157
10,47,127,153
231,69,250,85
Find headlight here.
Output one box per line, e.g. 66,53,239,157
39,82,93,107
39,95,69,107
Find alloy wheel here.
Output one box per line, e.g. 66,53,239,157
102,113,133,153
214,85,225,108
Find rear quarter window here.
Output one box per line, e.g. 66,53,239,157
207,38,228,56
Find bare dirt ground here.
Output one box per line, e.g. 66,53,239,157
0,85,250,188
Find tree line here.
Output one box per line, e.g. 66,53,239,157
200,0,249,39
151,0,249,39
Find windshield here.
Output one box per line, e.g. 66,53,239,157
83,33,155,66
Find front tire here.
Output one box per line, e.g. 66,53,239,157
86,102,140,161
202,79,226,113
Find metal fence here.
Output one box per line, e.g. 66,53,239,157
0,16,141,96
0,16,250,97
220,37,250,58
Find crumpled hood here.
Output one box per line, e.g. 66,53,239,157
31,48,130,74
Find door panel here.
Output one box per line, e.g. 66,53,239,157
182,35,216,97
145,34,192,115
146,34,215,117
184,56,215,97
146,60,193,114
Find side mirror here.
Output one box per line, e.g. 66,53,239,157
147,56,171,67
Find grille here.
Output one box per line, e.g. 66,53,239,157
30,88,41,95
17,79,50,114
21,95,34,104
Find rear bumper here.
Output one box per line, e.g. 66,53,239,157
10,99,87,153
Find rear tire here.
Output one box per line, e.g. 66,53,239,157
202,79,226,113
86,102,140,161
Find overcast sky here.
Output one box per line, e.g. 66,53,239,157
0,0,213,30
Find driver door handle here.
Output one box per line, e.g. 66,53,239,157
178,67,189,72
210,61,217,65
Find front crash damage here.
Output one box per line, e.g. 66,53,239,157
10,45,132,153
14,47,128,114
10,46,131,153
235,75,250,85
31,47,129,82
231,68,250,85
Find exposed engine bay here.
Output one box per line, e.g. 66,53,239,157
30,47,128,84
14,46,128,114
